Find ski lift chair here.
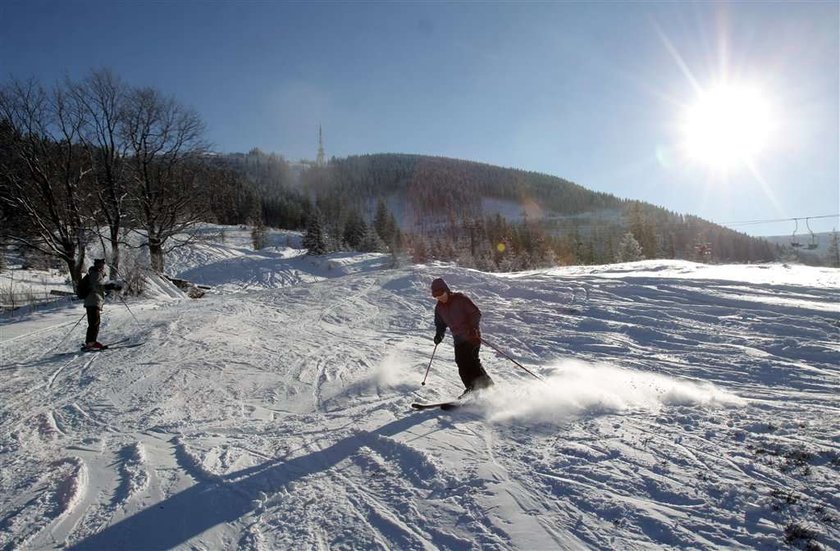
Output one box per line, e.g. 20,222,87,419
790,219,803,248
805,218,819,250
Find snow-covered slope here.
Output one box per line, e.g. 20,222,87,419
1,230,838,550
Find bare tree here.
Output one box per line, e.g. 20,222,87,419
69,68,131,274
0,78,94,286
0,203,7,271
121,87,209,272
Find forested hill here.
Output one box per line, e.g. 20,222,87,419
217,151,779,268
311,153,622,219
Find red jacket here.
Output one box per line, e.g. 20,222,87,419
434,292,481,344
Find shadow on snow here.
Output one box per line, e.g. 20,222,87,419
68,413,429,551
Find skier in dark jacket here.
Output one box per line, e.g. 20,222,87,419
431,278,493,396
82,258,122,350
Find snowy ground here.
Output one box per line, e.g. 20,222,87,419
1,227,838,550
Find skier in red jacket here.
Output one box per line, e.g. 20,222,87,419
431,278,494,396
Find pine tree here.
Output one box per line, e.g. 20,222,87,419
410,235,429,263
373,198,398,246
627,202,658,259
827,230,840,268
616,232,644,262
343,210,368,250
302,210,328,255
251,222,267,250
358,227,386,253
386,224,403,257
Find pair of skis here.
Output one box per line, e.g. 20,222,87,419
81,337,145,352
411,400,462,411
412,390,482,411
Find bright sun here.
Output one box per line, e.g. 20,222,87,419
681,84,773,170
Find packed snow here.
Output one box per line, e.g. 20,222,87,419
1,226,838,550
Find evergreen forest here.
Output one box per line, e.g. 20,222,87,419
209,151,781,270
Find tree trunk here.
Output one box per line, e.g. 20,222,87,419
149,236,164,273
110,224,121,276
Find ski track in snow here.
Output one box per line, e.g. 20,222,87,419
1,234,838,550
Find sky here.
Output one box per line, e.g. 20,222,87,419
1,0,837,236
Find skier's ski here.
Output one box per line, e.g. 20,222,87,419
101,337,130,348
80,337,132,352
81,346,106,353
106,341,146,350
411,401,461,411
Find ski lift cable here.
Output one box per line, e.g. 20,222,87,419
498,213,839,230
723,214,838,227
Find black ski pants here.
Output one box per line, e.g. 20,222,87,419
85,306,101,344
453,341,491,390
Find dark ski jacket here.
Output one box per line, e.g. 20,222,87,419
434,292,481,345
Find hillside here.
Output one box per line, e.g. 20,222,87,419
1,227,838,550
220,151,780,266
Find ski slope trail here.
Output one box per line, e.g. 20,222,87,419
1,250,838,550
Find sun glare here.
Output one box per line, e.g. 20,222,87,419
681,84,773,170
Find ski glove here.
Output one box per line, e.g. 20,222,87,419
469,327,481,345
433,333,443,345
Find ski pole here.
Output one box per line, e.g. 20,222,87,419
110,267,140,326
117,293,141,328
44,311,87,355
421,343,438,386
480,337,543,381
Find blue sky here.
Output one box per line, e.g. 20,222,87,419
1,1,837,236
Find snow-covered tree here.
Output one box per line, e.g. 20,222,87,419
627,201,658,259
827,230,840,268
373,198,399,248
410,235,429,263
342,210,367,250
251,222,267,250
302,210,328,255
616,232,644,262
358,227,386,253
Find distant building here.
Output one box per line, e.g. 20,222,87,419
289,125,327,175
